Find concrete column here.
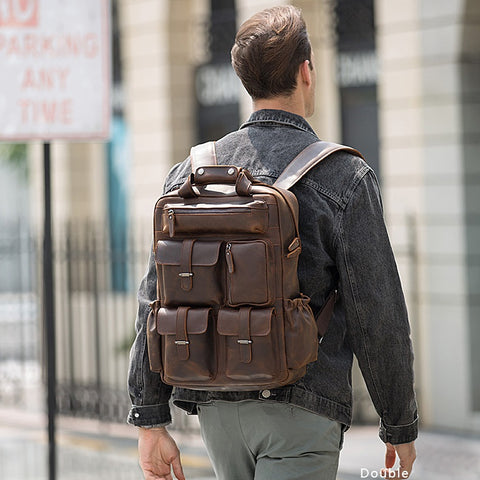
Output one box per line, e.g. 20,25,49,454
119,0,173,223
295,0,341,141
168,0,201,170
376,0,479,432
119,0,203,225
462,0,480,430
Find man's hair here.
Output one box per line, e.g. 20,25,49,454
231,5,312,100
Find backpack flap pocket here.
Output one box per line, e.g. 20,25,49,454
226,240,274,306
218,307,277,382
157,307,214,383
156,240,223,306
284,295,318,369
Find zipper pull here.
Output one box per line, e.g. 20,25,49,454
167,209,175,237
225,243,234,273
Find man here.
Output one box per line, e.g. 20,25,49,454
128,6,418,480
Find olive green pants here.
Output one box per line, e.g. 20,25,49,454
197,400,343,480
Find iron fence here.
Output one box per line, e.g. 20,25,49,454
0,220,199,430
52,221,141,423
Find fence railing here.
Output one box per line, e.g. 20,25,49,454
52,222,140,423
0,221,164,425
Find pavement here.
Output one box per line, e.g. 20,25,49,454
1,405,480,480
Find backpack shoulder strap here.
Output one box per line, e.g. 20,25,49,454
190,141,217,172
273,141,363,190
274,141,363,338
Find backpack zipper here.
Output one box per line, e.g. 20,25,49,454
225,242,234,273
167,209,175,237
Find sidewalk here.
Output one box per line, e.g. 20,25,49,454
1,406,479,479
0,406,214,480
338,425,480,480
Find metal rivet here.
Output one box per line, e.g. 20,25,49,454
227,168,235,175
134,413,140,418
261,389,271,399
198,168,205,175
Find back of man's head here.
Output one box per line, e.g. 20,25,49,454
231,6,312,101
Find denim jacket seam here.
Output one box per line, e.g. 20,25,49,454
296,176,344,207
128,403,172,428
292,179,345,256
240,119,317,137
331,167,370,250
137,327,148,406
133,402,171,410
337,188,388,417
249,170,282,180
234,171,343,209
135,295,156,406
340,229,387,417
381,416,419,429
128,328,147,406
166,183,182,194
342,164,372,204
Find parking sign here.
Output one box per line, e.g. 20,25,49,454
0,0,110,140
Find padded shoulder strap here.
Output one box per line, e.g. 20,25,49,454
274,141,363,190
190,141,217,172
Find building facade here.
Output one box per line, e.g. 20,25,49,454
26,0,479,432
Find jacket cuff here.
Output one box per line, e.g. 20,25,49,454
127,403,172,428
379,416,419,445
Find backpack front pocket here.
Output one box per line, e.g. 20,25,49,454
225,240,274,307
161,200,268,236
157,307,214,383
155,240,223,306
218,307,278,382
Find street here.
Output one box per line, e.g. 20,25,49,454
1,406,479,480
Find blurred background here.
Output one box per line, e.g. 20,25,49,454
0,0,479,479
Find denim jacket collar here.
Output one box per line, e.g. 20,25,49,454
240,109,317,137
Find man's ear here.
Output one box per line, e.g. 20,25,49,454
299,60,312,87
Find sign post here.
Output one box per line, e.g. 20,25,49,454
0,2,111,479
42,140,56,480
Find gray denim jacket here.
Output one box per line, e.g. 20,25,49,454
127,109,418,445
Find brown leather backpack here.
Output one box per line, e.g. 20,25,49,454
147,141,361,391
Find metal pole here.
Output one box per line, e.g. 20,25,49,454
43,142,57,480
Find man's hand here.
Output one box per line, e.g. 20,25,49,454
138,427,185,480
382,441,416,479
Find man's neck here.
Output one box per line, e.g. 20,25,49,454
252,96,306,119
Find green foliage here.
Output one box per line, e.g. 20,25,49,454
0,144,28,180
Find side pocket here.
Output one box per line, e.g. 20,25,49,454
157,307,214,384
284,295,318,369
147,301,162,373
